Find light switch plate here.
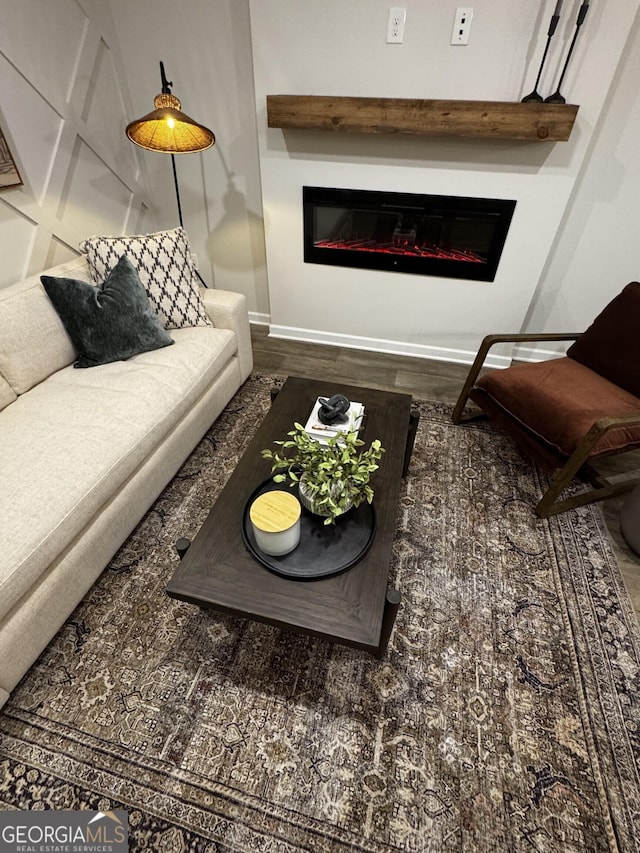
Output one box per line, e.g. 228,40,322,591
451,8,473,45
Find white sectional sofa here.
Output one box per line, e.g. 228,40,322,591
0,254,253,709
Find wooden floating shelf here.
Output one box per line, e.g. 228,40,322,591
266,95,579,142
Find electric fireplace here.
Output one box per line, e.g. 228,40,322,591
303,186,516,282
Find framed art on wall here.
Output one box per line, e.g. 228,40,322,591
0,125,22,190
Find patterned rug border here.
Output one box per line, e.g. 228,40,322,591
545,493,640,852
2,713,375,852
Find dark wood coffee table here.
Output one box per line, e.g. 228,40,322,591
166,376,416,656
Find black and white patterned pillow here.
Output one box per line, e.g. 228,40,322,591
79,228,211,329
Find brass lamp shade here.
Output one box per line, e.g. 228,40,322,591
126,92,215,154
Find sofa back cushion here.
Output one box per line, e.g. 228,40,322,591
0,374,17,412
567,282,640,397
0,256,89,394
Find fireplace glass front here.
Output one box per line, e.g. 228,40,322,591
303,186,516,282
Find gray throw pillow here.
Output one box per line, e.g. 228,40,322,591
41,254,174,369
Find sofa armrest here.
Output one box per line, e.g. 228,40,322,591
201,288,253,381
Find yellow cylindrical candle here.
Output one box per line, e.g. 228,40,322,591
249,491,301,556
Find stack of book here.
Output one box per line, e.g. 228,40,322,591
303,398,365,445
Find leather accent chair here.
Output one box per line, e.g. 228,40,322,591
452,283,640,517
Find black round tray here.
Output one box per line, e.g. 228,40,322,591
242,479,376,580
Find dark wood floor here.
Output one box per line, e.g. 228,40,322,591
251,324,640,616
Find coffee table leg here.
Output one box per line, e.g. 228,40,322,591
175,538,191,560
377,588,401,657
402,409,420,477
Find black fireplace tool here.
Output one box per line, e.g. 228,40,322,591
522,5,563,103
545,1,590,104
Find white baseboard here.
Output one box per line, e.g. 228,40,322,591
257,322,566,370
511,344,571,363
249,311,271,326
267,324,510,369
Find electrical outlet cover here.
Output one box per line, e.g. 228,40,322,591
386,7,406,44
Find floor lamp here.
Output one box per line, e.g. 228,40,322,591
126,61,215,286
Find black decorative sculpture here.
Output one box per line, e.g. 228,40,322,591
317,394,351,425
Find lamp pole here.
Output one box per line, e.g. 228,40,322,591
159,62,185,228
170,153,184,228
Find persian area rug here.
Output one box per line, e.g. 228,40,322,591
1,374,639,853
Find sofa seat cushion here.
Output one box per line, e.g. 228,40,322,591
471,357,640,468
0,326,237,621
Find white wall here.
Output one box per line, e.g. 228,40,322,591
0,0,155,288
524,9,640,341
250,0,640,364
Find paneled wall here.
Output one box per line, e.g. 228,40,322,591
107,0,269,319
0,0,155,289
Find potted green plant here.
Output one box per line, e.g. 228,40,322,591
262,423,385,525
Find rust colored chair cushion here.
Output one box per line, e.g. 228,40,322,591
567,282,640,397
471,357,640,468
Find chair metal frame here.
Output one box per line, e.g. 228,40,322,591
452,332,640,518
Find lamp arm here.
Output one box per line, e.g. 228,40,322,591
159,60,172,94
